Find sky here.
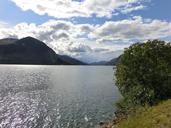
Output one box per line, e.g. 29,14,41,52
0,0,171,62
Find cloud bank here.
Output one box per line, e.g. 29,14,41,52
1,16,171,62
11,0,148,18
91,16,171,43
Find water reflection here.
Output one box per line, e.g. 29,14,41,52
0,65,121,128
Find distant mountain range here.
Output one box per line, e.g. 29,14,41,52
105,57,120,65
90,61,107,65
0,37,119,65
58,55,86,65
0,37,86,65
90,57,120,66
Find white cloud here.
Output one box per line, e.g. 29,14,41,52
1,16,171,62
90,16,171,43
0,22,9,28
11,0,148,18
0,20,106,61
11,0,90,18
121,5,146,14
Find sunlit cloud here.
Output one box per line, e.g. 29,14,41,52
1,15,171,62
90,16,171,43
11,0,148,18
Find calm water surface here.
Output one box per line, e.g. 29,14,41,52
0,65,121,128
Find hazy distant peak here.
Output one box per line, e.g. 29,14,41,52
0,38,18,45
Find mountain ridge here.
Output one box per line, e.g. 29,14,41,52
0,37,86,65
89,57,120,66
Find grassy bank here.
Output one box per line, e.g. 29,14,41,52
100,99,171,128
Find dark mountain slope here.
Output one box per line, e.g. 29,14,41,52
0,37,68,65
90,57,120,66
58,55,87,65
105,57,120,65
90,61,107,65
0,38,19,45
0,37,86,65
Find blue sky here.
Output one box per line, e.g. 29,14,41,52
0,0,171,62
0,0,171,25
0,0,51,25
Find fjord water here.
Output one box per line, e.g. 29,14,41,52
0,65,121,128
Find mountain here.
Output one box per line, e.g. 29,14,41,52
90,61,107,65
0,38,19,45
105,57,120,65
90,57,120,66
0,37,84,65
58,55,87,65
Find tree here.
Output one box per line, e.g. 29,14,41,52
115,40,171,105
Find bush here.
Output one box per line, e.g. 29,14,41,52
115,40,171,106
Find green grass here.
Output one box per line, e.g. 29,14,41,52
116,99,171,128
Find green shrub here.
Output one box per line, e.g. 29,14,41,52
115,40,171,106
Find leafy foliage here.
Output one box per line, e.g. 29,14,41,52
115,40,171,105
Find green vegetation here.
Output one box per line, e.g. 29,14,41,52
100,40,171,128
116,99,171,128
116,40,171,107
